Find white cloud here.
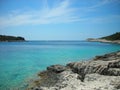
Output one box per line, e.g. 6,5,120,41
0,0,120,28
0,0,80,28
89,0,111,9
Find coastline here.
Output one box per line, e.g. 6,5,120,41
0,40,26,42
27,50,120,90
87,38,120,44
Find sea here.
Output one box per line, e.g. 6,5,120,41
0,41,120,90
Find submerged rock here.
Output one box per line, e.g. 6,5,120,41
28,51,120,90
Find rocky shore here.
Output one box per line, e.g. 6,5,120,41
27,51,120,90
87,38,120,44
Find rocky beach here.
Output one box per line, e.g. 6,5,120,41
87,38,120,44
27,51,120,90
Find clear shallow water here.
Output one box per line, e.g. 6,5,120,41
0,41,120,89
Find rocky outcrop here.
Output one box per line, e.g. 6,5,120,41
87,38,120,44
27,51,120,90
47,65,67,73
67,51,120,77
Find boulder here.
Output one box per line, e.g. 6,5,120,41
108,60,120,68
47,65,66,73
107,68,120,76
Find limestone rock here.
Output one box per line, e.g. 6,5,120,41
47,65,66,73
28,51,120,90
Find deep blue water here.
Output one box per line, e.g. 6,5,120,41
0,41,120,89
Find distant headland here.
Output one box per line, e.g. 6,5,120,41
0,35,25,42
87,32,120,44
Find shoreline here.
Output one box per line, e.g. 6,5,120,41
0,40,26,42
87,38,120,44
27,50,120,90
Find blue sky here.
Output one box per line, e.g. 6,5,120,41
0,0,120,40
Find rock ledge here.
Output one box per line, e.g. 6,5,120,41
27,51,120,90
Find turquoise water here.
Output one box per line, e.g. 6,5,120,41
0,41,120,89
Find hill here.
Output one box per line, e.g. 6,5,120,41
0,35,25,42
87,32,120,44
101,32,120,40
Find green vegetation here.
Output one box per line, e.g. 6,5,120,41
0,35,25,42
101,32,120,41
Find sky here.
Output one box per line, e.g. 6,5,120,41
0,0,120,40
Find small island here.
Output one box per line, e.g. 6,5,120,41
0,35,25,42
87,32,120,44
